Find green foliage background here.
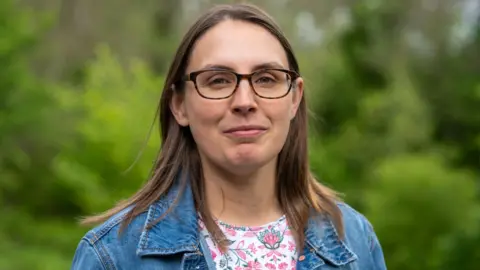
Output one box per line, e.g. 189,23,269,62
1,0,479,269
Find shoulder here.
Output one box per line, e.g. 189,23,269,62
335,202,387,269
336,202,374,237
71,207,149,270
83,206,149,245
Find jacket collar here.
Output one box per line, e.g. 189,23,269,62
303,212,357,266
136,179,357,266
136,180,200,256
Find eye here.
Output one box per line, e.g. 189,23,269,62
253,72,279,87
209,77,232,85
256,76,276,84
200,71,236,88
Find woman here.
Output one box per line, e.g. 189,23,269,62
72,3,387,270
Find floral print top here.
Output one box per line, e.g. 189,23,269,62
199,215,298,270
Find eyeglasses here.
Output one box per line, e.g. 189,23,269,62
179,68,300,100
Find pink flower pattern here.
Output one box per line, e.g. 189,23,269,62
199,216,297,270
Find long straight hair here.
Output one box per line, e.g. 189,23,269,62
82,3,343,251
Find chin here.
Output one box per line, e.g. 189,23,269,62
229,145,263,162
224,149,274,173
223,161,265,177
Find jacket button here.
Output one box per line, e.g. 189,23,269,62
298,255,305,261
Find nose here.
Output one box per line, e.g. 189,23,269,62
230,78,257,115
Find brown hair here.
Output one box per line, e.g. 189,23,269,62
82,3,343,251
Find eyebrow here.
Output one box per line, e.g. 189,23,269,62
201,62,287,72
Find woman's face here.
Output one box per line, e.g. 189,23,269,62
171,20,303,175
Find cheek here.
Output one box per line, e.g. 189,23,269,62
264,102,294,145
185,98,224,143
266,100,293,127
274,116,293,144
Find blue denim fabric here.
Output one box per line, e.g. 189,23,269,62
71,182,387,269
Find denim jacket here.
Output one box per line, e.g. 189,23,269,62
71,182,387,269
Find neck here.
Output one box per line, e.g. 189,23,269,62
203,158,283,227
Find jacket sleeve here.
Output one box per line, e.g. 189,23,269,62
71,239,106,270
365,219,387,270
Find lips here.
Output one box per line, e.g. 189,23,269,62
224,125,268,133
223,125,268,137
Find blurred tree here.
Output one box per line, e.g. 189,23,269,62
0,0,79,269
52,45,162,215
0,0,58,215
1,0,479,269
364,153,479,270
413,18,480,171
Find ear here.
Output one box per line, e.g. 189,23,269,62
290,77,304,120
169,84,189,126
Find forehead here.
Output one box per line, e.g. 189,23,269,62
187,20,289,72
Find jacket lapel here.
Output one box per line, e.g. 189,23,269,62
136,180,200,257
297,213,358,269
